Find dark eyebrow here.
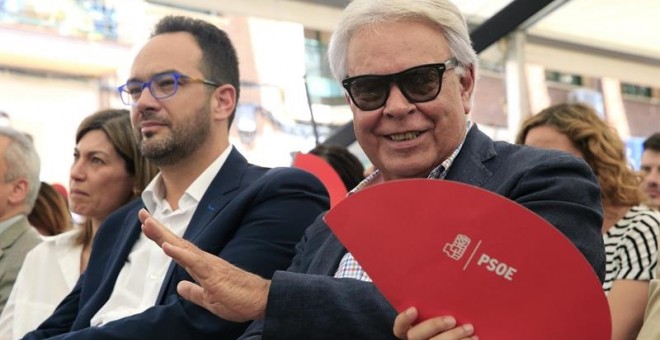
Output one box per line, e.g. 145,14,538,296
126,69,181,83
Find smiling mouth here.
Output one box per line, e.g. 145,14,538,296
388,132,421,142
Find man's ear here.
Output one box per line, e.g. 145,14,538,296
459,65,475,114
8,178,28,206
211,84,237,122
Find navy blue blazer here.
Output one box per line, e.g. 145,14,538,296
240,125,605,339
24,148,329,339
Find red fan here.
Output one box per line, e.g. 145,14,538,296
293,152,348,208
325,179,610,339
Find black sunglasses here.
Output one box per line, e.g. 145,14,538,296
342,57,459,111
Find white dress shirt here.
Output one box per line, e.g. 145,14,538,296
90,145,232,327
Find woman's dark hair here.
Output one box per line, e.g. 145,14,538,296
309,144,365,191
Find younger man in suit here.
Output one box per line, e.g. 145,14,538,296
0,127,41,311
23,16,328,339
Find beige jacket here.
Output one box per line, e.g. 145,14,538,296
0,216,41,312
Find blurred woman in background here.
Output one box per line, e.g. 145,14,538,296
516,102,660,340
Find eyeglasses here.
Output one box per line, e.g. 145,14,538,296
342,58,459,111
117,72,220,106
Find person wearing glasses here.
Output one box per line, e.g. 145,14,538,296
22,15,328,340
139,0,605,339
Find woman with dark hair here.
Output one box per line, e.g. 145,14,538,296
0,109,158,339
309,144,365,191
517,103,660,340
69,109,157,271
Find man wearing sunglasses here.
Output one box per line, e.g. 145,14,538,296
141,0,606,339
22,15,329,340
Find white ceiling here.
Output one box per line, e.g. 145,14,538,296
158,0,659,64
527,0,660,60
442,0,660,62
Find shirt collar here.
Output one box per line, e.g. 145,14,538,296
142,145,234,212
351,120,472,193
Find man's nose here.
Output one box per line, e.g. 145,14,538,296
649,169,660,184
135,86,160,110
383,84,415,118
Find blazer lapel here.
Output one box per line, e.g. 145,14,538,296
304,215,348,276
181,148,248,242
156,148,249,301
83,204,144,311
445,125,496,188
314,234,347,276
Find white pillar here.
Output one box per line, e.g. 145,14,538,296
505,31,529,142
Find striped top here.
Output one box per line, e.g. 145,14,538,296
602,205,660,293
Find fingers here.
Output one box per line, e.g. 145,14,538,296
162,241,232,285
140,208,168,246
139,207,215,284
176,280,208,309
408,316,456,340
161,241,204,266
140,208,186,248
393,307,418,339
161,241,208,283
429,324,477,340
400,314,475,340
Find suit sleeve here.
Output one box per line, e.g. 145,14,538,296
502,153,605,281
239,216,398,340
23,168,329,340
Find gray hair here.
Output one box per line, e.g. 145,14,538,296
0,126,41,212
327,0,478,82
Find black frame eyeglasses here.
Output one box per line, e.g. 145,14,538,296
341,57,459,111
117,71,220,106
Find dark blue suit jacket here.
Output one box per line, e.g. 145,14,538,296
24,148,329,339
240,125,605,339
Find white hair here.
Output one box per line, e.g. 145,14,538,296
327,0,478,83
0,126,41,212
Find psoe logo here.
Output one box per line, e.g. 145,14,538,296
443,234,471,260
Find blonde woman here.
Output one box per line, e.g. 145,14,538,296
516,103,660,340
